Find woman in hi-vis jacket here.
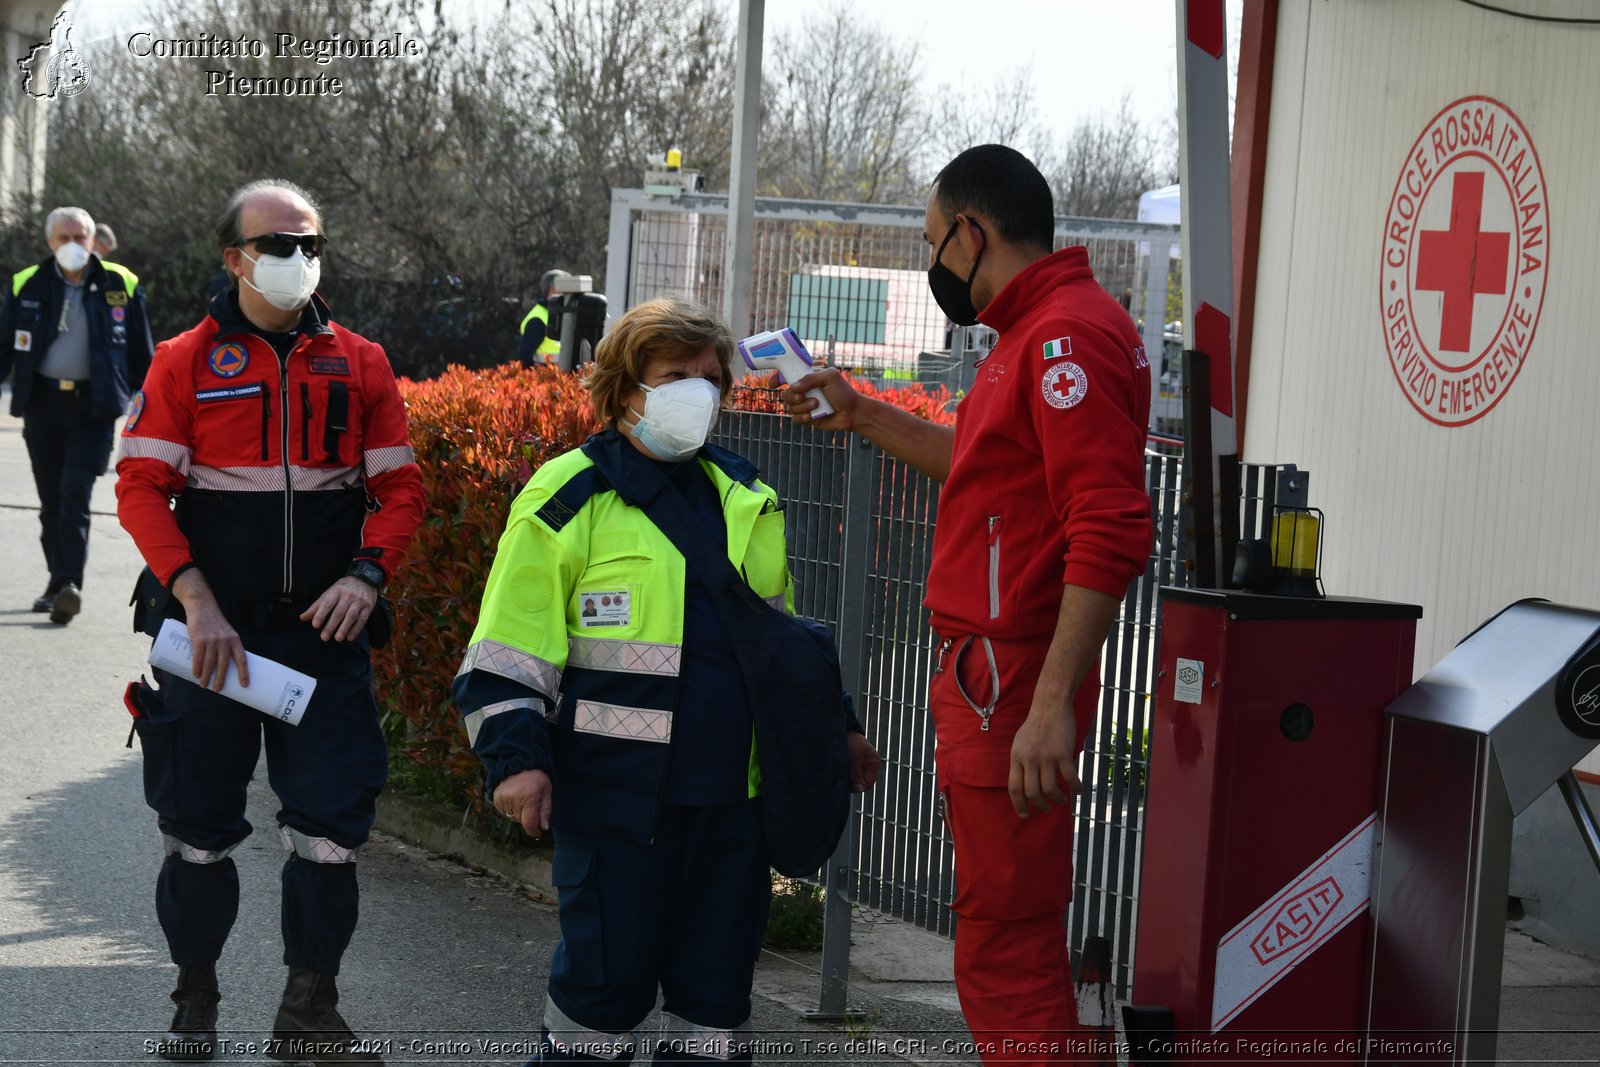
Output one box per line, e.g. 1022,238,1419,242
453,297,879,1064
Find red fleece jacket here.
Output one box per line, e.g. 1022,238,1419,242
924,247,1153,640
116,294,423,602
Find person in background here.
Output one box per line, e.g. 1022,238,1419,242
456,297,878,1063
0,205,152,623
784,144,1152,1065
93,222,117,259
515,268,572,367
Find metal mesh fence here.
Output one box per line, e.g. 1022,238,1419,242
630,214,952,376
625,189,1189,1002
711,403,1187,996
712,405,851,626
710,404,957,937
1070,451,1190,995
608,190,1180,397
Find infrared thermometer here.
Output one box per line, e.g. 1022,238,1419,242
737,327,834,419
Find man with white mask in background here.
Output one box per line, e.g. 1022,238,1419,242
115,179,424,1063
0,205,153,622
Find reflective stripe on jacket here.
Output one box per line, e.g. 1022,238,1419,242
519,302,561,361
0,256,153,419
113,289,425,599
454,430,794,842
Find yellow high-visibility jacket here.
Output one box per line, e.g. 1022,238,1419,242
452,429,794,841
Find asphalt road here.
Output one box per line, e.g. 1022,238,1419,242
0,405,971,1067
0,410,536,1064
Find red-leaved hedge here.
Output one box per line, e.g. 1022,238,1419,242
373,365,955,810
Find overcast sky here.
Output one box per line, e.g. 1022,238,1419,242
763,0,1242,138
64,0,1243,140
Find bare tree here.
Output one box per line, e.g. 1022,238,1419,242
1048,95,1177,219
761,7,929,204
533,0,736,270
931,70,1045,171
23,0,592,375
20,0,1172,379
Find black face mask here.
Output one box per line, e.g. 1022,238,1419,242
927,218,984,327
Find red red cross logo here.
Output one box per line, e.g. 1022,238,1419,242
1414,171,1510,353
1041,362,1087,409
1380,97,1548,427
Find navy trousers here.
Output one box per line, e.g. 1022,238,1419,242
136,627,387,975
21,379,114,592
539,800,772,1064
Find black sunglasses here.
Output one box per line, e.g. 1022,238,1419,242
239,232,327,259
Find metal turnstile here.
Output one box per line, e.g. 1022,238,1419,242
1368,600,1600,1065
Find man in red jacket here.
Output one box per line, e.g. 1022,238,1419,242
116,179,424,1062
784,145,1152,1064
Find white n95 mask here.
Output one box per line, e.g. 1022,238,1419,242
240,249,321,311
624,377,722,462
54,241,91,273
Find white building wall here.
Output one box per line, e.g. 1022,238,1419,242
0,2,65,216
1246,0,1600,760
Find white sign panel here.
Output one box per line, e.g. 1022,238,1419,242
1174,658,1205,705
1211,813,1377,1031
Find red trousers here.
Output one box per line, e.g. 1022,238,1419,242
932,631,1098,1067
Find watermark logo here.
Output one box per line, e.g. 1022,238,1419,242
125,30,423,99
18,11,90,100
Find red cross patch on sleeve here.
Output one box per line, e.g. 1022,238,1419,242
1041,362,1088,409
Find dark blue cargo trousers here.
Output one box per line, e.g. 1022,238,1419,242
135,627,387,975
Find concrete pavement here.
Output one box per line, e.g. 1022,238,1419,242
2,397,1599,1065
0,401,971,1065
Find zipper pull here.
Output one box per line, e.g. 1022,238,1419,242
300,382,311,462
259,383,271,461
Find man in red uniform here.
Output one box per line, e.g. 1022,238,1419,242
784,145,1152,1064
117,179,425,1062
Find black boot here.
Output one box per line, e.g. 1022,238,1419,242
156,964,219,1062
49,582,81,625
269,967,381,1065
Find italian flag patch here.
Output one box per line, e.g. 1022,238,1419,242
1043,336,1072,360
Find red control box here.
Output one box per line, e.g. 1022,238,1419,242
1127,589,1420,1063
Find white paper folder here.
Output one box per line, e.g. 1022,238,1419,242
148,619,317,725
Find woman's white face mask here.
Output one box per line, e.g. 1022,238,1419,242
623,377,722,462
